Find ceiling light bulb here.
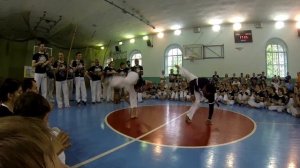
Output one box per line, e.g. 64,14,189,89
275,21,285,29
157,32,164,38
119,41,123,45
143,36,149,40
129,39,135,43
101,46,105,50
174,29,181,36
212,25,221,32
233,23,242,31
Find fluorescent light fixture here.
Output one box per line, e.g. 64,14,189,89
96,43,103,47
209,19,222,25
274,15,289,21
143,36,149,40
154,28,164,33
174,29,181,36
125,34,134,39
129,39,135,43
212,25,221,32
233,23,242,31
157,32,164,38
230,16,245,23
296,21,300,29
118,41,123,45
170,25,181,30
275,21,285,29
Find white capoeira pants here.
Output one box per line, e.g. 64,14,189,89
75,77,87,103
91,80,102,102
34,73,47,98
47,78,55,102
55,80,70,108
186,90,202,120
103,78,113,102
110,72,139,108
67,79,73,100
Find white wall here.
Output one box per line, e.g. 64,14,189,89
111,22,300,78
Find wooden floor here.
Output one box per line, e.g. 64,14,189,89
48,99,300,168
107,105,255,147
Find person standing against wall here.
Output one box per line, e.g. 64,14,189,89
71,52,87,105
87,59,103,104
53,52,70,108
32,42,49,98
46,56,55,103
103,61,117,102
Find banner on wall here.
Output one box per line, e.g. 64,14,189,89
24,66,35,78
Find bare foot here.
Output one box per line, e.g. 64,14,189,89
185,115,192,123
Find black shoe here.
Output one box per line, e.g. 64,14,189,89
82,101,87,105
77,102,81,106
92,102,96,104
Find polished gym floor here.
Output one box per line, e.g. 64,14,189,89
49,99,300,168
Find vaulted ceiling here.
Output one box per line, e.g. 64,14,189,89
0,0,299,48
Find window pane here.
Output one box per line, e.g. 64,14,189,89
272,45,278,52
266,40,287,78
131,52,142,66
177,49,182,55
278,45,284,52
266,45,272,52
165,47,183,76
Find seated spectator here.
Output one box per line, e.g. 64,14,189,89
0,116,67,168
237,84,250,105
0,78,22,117
212,71,220,85
232,78,241,87
296,72,300,86
14,92,70,164
285,79,294,93
287,86,300,117
22,78,38,93
285,72,291,83
248,85,265,108
268,88,288,112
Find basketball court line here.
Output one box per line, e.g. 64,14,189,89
71,105,256,168
71,109,189,168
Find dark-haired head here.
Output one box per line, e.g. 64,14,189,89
22,78,38,93
0,78,22,103
14,92,51,122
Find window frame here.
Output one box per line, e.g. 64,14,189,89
129,50,142,67
265,38,288,78
164,44,183,76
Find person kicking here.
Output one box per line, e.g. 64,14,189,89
175,65,218,125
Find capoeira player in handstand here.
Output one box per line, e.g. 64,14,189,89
175,65,218,125
110,71,139,118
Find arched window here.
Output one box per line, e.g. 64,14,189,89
164,44,183,76
265,38,288,78
129,50,142,66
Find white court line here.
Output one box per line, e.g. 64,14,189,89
71,110,189,168
71,105,257,168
